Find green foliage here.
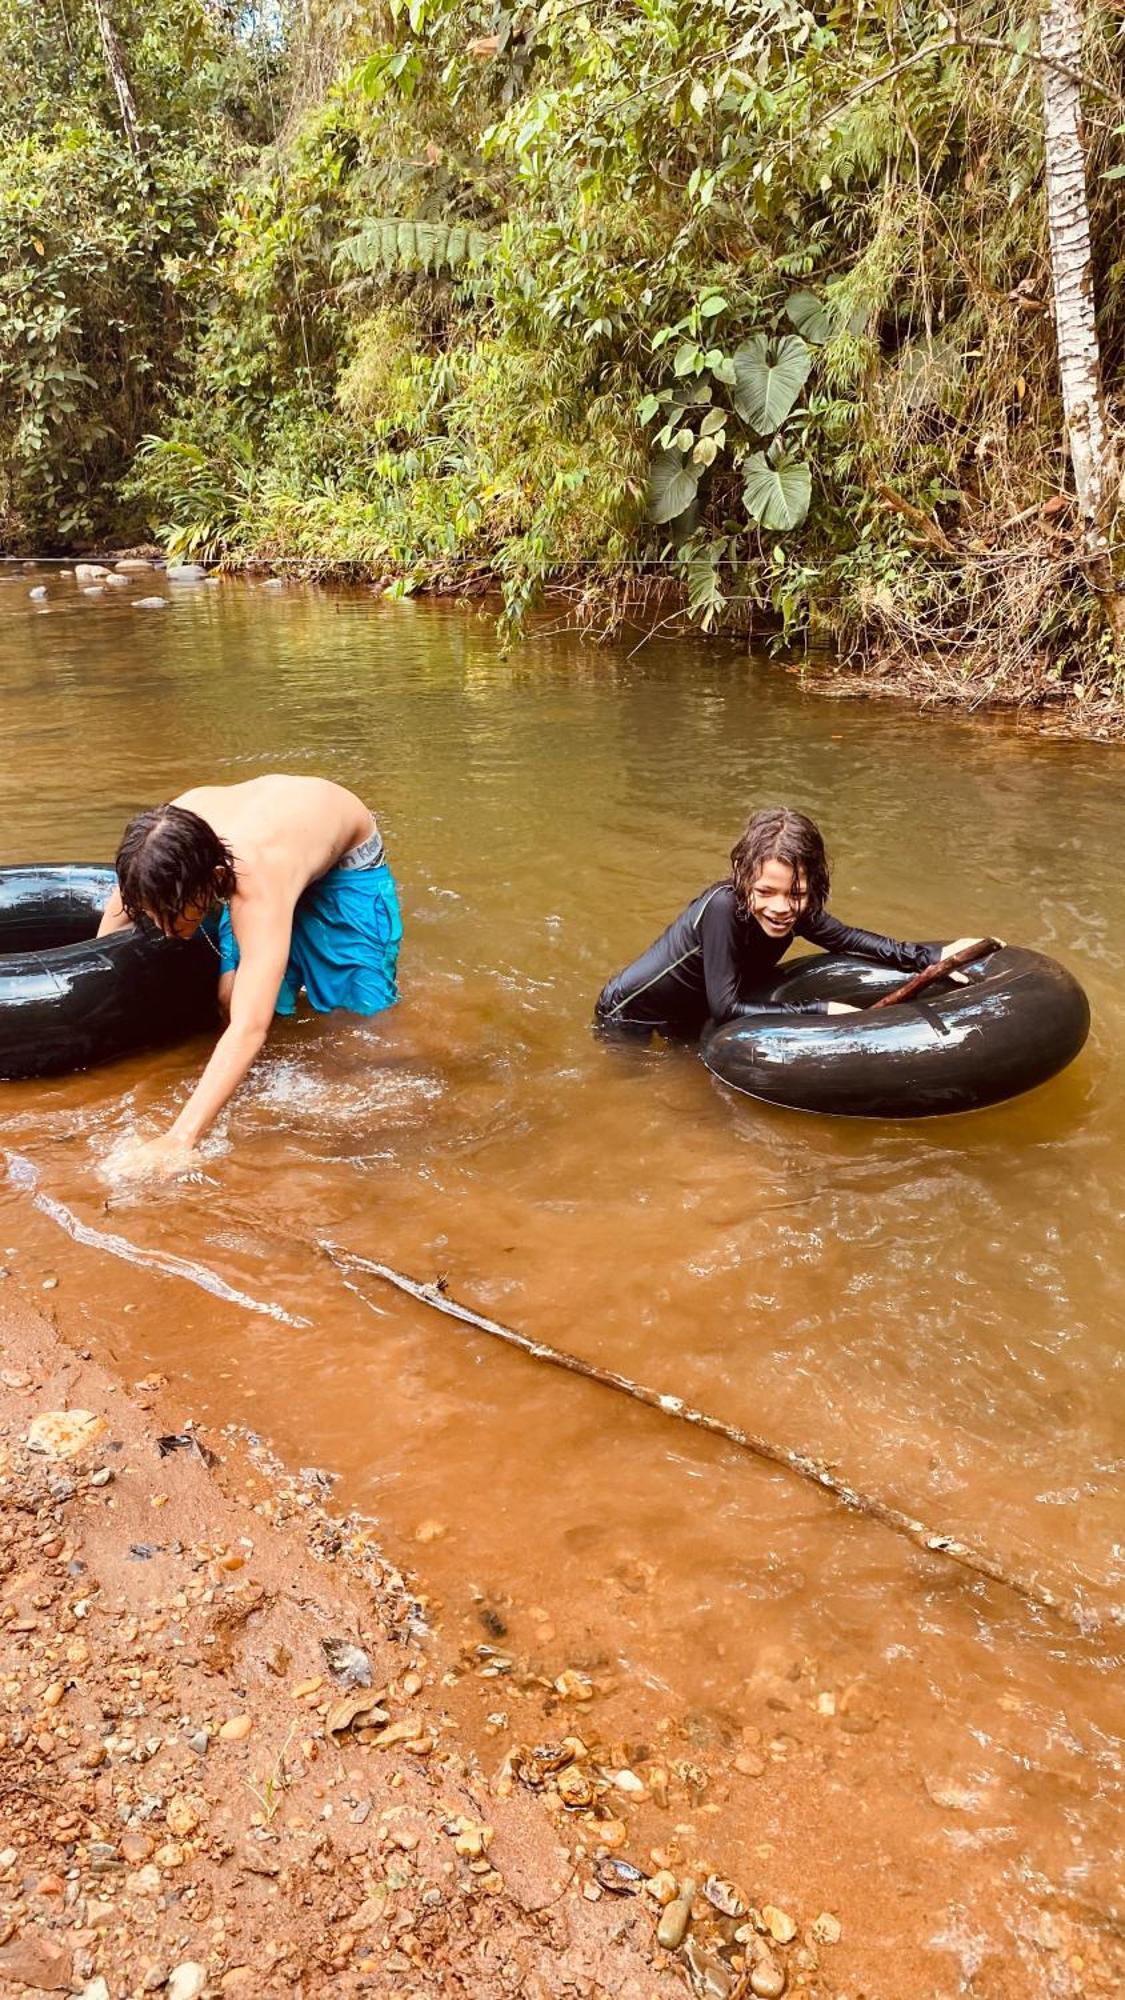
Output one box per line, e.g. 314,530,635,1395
9,0,1125,699
336,219,492,276
0,0,262,546
731,337,814,435
742,455,813,534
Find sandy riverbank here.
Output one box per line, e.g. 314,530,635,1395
0,1293,869,2000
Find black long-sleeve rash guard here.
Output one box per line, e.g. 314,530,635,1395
594,881,940,1039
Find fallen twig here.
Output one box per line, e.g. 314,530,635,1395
319,1242,1117,1632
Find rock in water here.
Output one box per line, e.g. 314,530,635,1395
133,597,168,610
75,562,110,584
166,563,206,581
28,586,47,600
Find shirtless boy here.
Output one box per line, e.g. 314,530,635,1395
98,775,402,1176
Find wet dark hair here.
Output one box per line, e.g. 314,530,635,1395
115,804,237,926
729,806,830,918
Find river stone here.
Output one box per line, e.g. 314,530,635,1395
75,562,109,584
749,1959,786,1999
27,1410,108,1460
166,563,206,581
167,1966,207,2000
115,558,153,573
657,1878,696,1951
80,585,105,597
133,596,168,610
28,585,47,600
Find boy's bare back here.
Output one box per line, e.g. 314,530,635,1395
174,776,373,905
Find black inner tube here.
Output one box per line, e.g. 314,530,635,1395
0,866,218,1080
700,946,1091,1118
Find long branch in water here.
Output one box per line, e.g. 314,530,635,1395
320,1240,1118,1634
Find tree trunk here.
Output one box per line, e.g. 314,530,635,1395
90,0,142,160
1039,0,1123,642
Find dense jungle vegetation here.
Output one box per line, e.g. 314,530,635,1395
4,3,1125,706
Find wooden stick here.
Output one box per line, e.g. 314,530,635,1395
319,1241,1117,1631
870,937,1001,1010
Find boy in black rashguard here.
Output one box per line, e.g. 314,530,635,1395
595,806,986,1040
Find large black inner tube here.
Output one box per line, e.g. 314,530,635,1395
700,945,1090,1118
0,865,219,1081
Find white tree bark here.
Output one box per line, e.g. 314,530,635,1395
1039,0,1117,537
90,0,143,160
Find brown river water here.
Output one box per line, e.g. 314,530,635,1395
1,565,1122,1993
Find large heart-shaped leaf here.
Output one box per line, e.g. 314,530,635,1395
785,290,831,344
742,453,812,531
648,449,699,525
731,334,813,432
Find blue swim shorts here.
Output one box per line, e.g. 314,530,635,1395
214,862,403,1018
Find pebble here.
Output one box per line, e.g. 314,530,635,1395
681,1937,735,1999
28,586,47,600
812,1911,841,1944
218,1714,252,1741
554,1668,595,1702
749,1956,786,1999
115,558,154,573
556,1764,594,1808
704,1875,746,1918
594,1856,646,1896
646,1869,678,1906
167,1965,208,2000
27,1410,108,1460
166,564,207,581
81,585,105,597
166,1797,199,1838
612,1767,646,1794
657,1875,696,1951
132,597,168,610
82,1980,111,2000
762,1905,797,1944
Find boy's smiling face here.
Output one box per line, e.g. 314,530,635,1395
747,855,809,939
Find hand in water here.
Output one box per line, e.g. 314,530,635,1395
110,1133,198,1183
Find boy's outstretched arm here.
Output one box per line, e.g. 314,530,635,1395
115,899,292,1177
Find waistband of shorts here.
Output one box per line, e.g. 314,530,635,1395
337,822,386,872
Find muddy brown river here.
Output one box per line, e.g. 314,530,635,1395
1,565,1122,1994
